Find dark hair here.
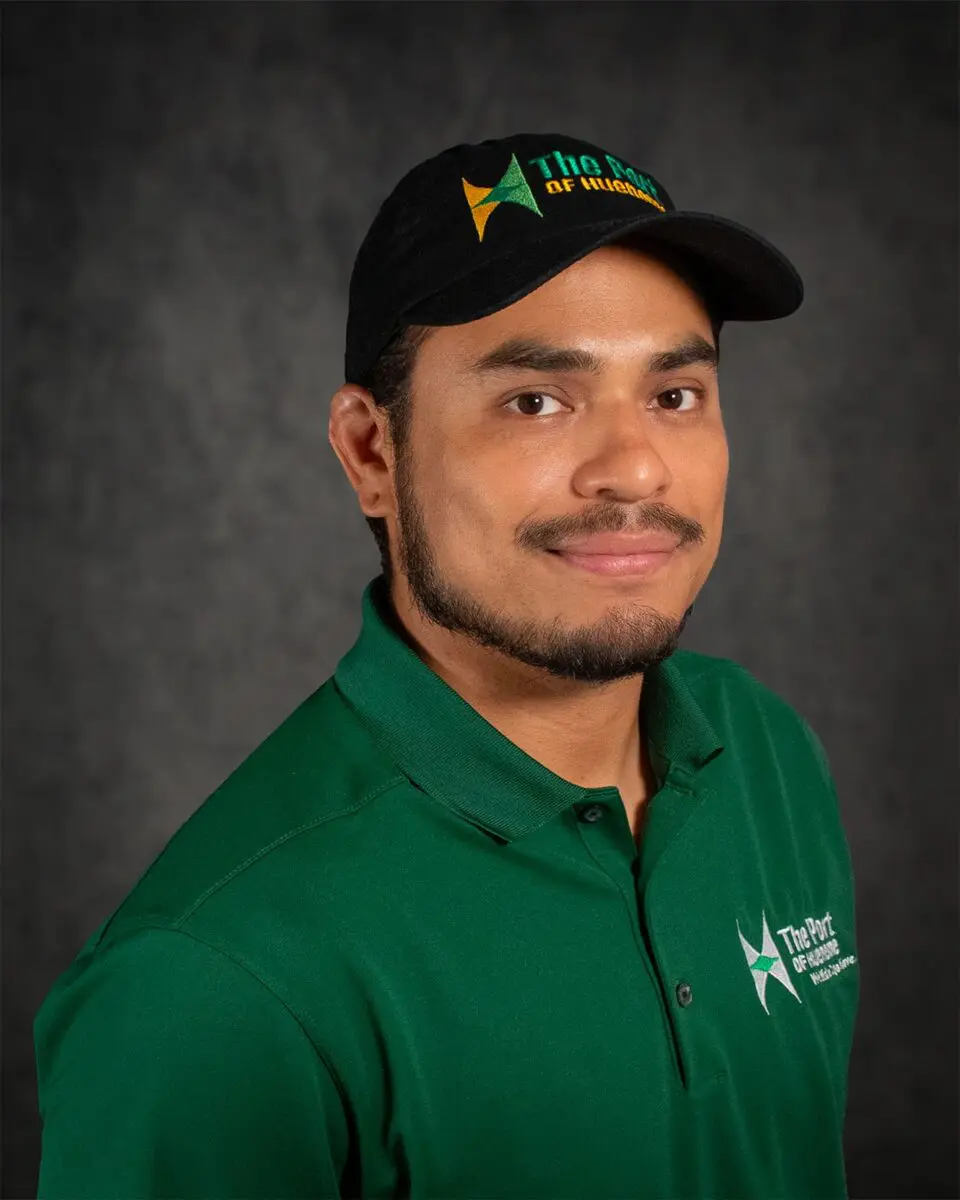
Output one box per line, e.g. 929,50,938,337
360,282,723,587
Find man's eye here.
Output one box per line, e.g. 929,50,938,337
503,391,566,417
656,387,701,412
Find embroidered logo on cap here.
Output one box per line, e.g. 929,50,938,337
527,148,666,210
461,154,543,242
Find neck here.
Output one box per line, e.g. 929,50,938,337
385,575,654,800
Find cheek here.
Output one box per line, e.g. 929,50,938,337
415,439,510,547
687,430,729,509
440,428,534,508
673,441,727,573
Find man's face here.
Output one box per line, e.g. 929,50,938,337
387,243,729,685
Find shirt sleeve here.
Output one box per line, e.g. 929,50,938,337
35,925,350,1199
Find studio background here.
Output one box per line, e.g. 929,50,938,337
4,3,957,1197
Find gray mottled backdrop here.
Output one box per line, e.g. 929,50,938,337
4,3,957,1197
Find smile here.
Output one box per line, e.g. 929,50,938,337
547,548,675,577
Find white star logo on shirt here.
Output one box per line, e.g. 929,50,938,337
737,912,802,1014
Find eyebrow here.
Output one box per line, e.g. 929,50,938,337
647,335,719,375
465,333,718,377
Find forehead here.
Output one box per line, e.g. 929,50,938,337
415,245,717,372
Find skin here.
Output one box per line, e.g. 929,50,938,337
329,244,729,842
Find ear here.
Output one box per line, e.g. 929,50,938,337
328,385,394,519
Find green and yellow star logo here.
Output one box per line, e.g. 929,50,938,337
462,154,543,242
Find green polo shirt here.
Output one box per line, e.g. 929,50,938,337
35,574,859,1200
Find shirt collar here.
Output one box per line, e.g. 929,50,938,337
333,575,724,842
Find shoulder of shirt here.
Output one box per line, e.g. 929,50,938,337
666,647,832,775
87,675,410,952
83,651,833,957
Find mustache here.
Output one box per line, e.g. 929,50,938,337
522,502,706,551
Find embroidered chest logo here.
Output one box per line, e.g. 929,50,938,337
737,912,802,1014
738,909,857,1014
461,154,543,242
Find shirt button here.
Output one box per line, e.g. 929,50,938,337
676,982,694,1007
578,803,607,823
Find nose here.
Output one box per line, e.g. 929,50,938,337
569,406,671,504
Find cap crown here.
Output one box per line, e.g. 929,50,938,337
346,134,674,380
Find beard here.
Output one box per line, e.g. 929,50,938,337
385,442,699,686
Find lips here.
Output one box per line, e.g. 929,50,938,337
552,533,680,555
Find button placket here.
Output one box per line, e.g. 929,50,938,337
574,796,642,903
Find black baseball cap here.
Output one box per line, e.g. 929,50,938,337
345,133,803,383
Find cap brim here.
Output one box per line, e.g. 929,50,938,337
404,209,803,328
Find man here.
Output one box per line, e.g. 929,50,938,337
35,134,859,1199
